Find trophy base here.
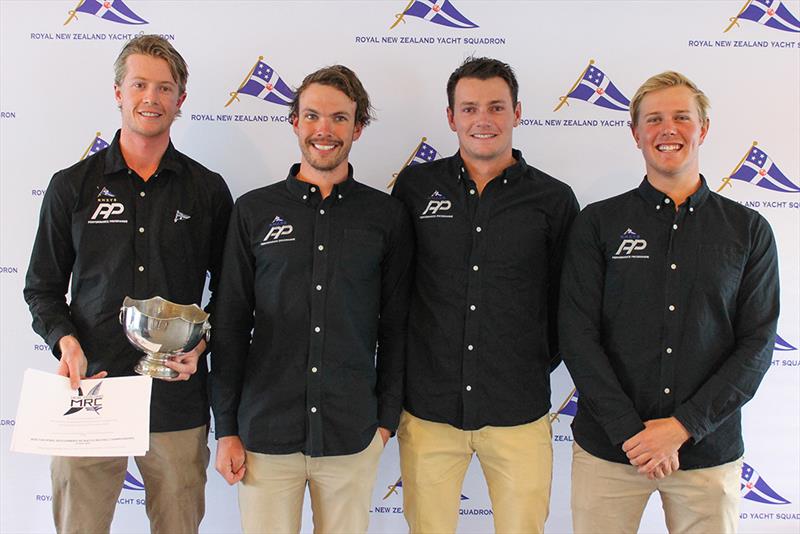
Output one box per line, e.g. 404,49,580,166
134,357,178,380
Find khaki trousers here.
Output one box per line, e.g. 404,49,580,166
572,443,743,534
238,430,385,534
398,411,553,534
51,425,210,534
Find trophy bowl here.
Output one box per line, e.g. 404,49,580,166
120,296,210,379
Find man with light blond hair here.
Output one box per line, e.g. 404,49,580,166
559,71,779,533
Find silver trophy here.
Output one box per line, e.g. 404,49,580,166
120,296,210,379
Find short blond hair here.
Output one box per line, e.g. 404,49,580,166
630,71,710,126
114,35,188,95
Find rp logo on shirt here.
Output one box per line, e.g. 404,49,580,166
612,228,649,259
261,216,296,245
420,191,453,219
89,202,128,224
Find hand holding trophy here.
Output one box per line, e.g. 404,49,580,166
120,296,210,380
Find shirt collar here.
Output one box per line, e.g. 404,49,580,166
285,163,356,201
103,129,182,178
637,174,710,214
452,148,529,183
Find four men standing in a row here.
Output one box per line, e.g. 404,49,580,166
24,35,779,534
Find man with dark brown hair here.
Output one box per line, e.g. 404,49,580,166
211,65,413,534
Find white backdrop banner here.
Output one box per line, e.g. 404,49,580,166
1,1,798,533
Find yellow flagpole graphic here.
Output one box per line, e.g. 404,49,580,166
383,477,403,500
388,137,427,189
64,0,85,26
554,60,594,112
550,387,577,424
80,131,102,161
717,141,757,192
390,0,417,30
724,0,754,33
225,56,263,108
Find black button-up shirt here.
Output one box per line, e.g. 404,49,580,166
392,150,579,430
559,177,779,469
211,165,413,457
24,130,233,432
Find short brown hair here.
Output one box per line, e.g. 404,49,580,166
114,35,188,95
446,57,519,109
630,71,710,126
289,65,375,127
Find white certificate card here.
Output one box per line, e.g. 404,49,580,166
11,369,152,457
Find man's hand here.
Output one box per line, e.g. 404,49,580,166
163,338,206,381
57,335,107,390
646,451,680,480
215,435,246,485
378,427,391,446
622,417,690,475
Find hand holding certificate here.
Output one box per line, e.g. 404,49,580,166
10,369,152,457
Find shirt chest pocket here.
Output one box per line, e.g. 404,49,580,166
340,228,384,281
694,244,747,301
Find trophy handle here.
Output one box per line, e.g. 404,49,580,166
119,308,125,325
203,321,211,343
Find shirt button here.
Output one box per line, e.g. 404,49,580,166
476,226,482,232
670,263,677,270
673,224,678,230
139,191,146,198
138,227,145,234
302,194,308,200
503,179,507,184
472,265,479,271
469,189,475,195
666,347,673,354
311,367,318,373
310,187,317,192
315,284,322,291
656,205,661,210
470,304,476,311
664,388,671,395
668,305,675,311
338,194,343,199
319,209,325,215
467,344,474,351
318,245,324,251
314,326,321,333
465,385,472,391
311,406,317,413
138,265,144,272
664,198,671,204
689,207,694,213
128,170,132,175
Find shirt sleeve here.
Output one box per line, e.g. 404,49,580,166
204,174,234,319
375,200,415,432
23,171,78,358
209,199,255,438
547,186,580,371
673,214,779,442
558,208,646,445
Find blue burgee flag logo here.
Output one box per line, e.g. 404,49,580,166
741,463,791,504
122,471,145,491
551,388,579,422
555,60,630,112
64,0,148,26
725,0,800,33
388,137,441,188
226,56,295,108
81,131,110,161
719,142,800,193
774,334,797,351
390,0,478,30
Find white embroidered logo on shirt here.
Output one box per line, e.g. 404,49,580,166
174,210,191,223
420,190,453,219
261,216,295,245
612,228,649,259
